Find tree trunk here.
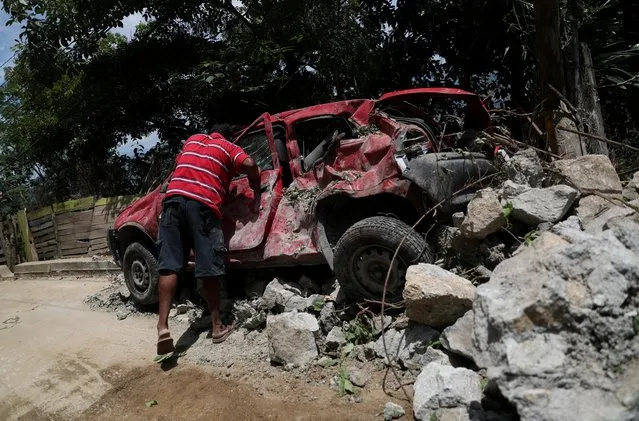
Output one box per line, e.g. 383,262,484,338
576,43,610,156
533,0,565,155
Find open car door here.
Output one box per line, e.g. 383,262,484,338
222,113,283,252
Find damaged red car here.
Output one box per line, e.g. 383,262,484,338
108,88,497,305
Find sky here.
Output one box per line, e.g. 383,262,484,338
0,11,160,157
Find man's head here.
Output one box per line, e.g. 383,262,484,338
209,123,235,140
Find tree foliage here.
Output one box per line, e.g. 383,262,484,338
0,0,637,212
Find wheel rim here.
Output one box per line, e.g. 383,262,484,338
350,245,407,298
130,258,150,293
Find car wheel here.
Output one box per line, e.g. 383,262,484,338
333,216,433,304
123,242,160,305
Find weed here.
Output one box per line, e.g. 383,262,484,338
633,316,639,335
429,414,439,421
503,202,513,227
337,367,355,395
523,230,539,246
428,337,442,349
343,318,374,345
480,378,489,391
311,296,325,312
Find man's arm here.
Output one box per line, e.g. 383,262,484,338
239,157,261,195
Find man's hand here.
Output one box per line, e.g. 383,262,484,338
240,157,261,212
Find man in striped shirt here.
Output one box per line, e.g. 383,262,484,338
156,124,260,355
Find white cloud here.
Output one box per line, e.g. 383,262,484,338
116,131,160,157
110,12,147,40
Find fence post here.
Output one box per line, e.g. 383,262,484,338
16,209,38,262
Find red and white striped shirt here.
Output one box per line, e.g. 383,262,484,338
165,133,250,218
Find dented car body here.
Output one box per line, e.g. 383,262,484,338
108,88,496,305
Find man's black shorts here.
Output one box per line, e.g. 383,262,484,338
157,195,226,278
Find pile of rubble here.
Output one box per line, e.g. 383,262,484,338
231,150,638,421
87,150,639,421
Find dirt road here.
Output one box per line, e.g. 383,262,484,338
0,276,409,420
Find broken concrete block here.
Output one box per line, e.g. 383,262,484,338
261,279,309,312
575,195,613,226
460,188,505,239
413,363,482,421
324,326,346,354
506,148,544,187
267,312,319,367
384,402,406,420
510,184,578,225
440,310,475,361
403,264,475,329
551,155,622,196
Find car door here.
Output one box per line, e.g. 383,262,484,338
221,113,283,252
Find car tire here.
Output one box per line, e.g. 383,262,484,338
333,216,433,304
123,242,160,305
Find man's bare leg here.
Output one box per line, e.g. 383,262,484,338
201,276,233,340
157,272,179,333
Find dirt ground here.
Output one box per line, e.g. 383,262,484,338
0,276,412,421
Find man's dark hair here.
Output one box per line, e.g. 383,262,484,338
209,123,235,139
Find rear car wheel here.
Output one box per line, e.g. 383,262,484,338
123,242,159,305
334,216,433,304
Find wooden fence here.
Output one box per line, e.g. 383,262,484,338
1,195,138,268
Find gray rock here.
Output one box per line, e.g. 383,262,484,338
266,312,319,367
510,184,578,225
370,314,393,337
452,212,465,228
628,171,639,192
480,243,507,268
116,310,129,320
551,155,622,196
583,201,637,234
373,324,440,370
383,402,406,420
575,195,612,226
413,363,482,421
622,185,639,201
537,221,554,232
318,301,339,334
403,264,476,329
261,279,309,312
440,310,475,360
324,326,346,354
551,215,583,234
506,148,544,187
472,223,639,421
348,367,370,387
176,303,190,315
501,180,530,201
460,188,505,239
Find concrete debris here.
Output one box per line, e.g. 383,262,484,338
383,402,406,421
233,301,266,330
550,215,583,233
460,188,505,239
403,264,476,329
266,311,319,368
116,310,129,320
260,279,310,312
324,326,346,355
440,310,475,361
551,155,623,196
318,301,339,334
510,184,579,225
176,303,190,315
575,194,612,225
0,265,14,279
582,199,639,234
347,367,370,387
506,148,544,187
373,323,440,370
370,314,394,337
628,171,639,191
500,180,530,201
479,243,507,268
473,218,639,421
413,363,482,421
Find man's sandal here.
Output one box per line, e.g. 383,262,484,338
157,329,175,355
211,323,236,344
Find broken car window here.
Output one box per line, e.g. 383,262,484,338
234,126,285,175
293,116,354,160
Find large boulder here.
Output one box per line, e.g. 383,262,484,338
440,310,475,361
413,363,482,421
403,264,476,329
472,218,639,421
266,312,319,367
510,184,578,225
506,148,545,187
460,188,505,239
551,155,622,196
